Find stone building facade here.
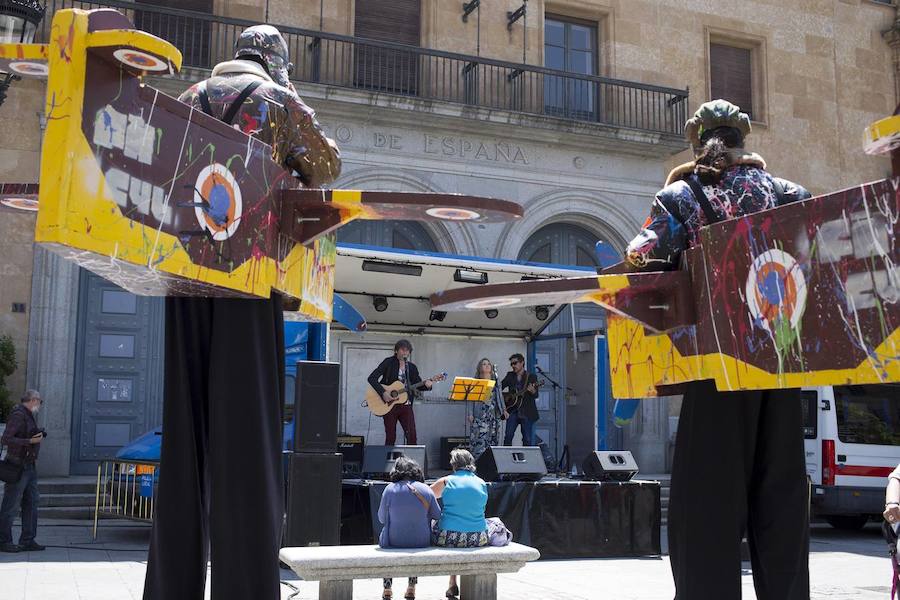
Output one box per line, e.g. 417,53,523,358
0,0,895,475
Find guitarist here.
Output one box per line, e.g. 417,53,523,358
367,340,433,445
501,353,539,446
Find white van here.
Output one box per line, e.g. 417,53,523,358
804,384,900,529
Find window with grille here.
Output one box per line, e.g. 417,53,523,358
709,42,754,119
354,0,421,95
544,15,598,120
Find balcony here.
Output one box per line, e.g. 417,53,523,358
41,0,690,139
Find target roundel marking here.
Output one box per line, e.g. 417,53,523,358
9,61,48,76
745,249,807,333
112,49,170,72
425,207,481,221
194,164,243,241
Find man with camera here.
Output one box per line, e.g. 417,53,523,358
0,389,45,553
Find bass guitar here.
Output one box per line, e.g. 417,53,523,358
366,373,448,417
503,378,544,412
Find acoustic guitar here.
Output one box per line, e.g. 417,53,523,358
365,373,447,417
503,378,544,413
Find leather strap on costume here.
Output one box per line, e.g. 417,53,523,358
685,178,721,225
197,80,263,126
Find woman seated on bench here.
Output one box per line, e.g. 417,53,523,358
430,449,489,599
378,456,441,600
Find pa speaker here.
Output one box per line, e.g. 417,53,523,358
475,446,547,482
362,445,427,479
440,437,470,470
294,361,340,452
582,450,639,482
284,452,342,547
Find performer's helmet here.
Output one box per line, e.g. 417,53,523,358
234,25,294,88
684,99,752,152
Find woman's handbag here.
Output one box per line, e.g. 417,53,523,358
486,517,512,547
0,445,23,484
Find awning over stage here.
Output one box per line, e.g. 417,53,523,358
334,244,596,337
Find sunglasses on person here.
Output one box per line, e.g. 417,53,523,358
510,360,521,366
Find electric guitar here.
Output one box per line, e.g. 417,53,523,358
503,377,544,413
366,373,448,417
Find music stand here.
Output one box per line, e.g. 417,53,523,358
449,377,495,404
450,377,495,441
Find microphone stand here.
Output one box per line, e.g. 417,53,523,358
535,365,571,392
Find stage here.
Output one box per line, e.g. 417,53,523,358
339,478,661,559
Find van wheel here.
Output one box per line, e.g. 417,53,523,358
825,515,869,530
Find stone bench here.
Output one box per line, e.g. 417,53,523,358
279,543,540,600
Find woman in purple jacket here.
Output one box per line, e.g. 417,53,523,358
378,457,441,600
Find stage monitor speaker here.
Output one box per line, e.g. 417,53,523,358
439,436,470,470
582,450,639,482
362,445,427,480
337,435,365,477
475,446,547,482
284,452,342,547
294,361,340,453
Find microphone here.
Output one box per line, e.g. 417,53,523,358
536,365,546,374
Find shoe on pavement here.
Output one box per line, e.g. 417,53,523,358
0,543,20,553
19,541,45,551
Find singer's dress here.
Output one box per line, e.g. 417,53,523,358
469,383,503,460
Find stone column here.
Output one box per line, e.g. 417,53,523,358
25,247,80,477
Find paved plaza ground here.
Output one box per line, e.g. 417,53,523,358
0,520,889,599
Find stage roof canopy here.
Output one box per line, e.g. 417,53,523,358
334,244,596,338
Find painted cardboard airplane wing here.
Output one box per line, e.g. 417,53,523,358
11,8,522,323
433,178,900,398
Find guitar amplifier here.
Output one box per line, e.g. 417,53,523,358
337,435,364,477
439,436,470,470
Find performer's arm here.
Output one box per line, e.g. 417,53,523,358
409,364,432,390
625,185,689,271
278,94,342,188
367,357,391,396
772,177,812,206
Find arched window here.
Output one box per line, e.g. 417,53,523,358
337,220,438,252
517,222,606,267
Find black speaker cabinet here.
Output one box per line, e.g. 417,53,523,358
582,450,639,482
475,446,547,482
293,360,340,453
362,445,427,479
439,436,470,470
284,452,342,547
337,435,365,477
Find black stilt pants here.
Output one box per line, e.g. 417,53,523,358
668,380,810,600
143,295,285,600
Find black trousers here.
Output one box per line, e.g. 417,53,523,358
668,380,809,600
143,295,285,600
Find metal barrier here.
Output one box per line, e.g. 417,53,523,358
41,0,689,136
92,459,158,539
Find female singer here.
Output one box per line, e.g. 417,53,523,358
468,358,505,460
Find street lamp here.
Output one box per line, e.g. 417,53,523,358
0,0,45,106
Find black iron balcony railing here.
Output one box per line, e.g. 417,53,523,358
41,0,689,136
